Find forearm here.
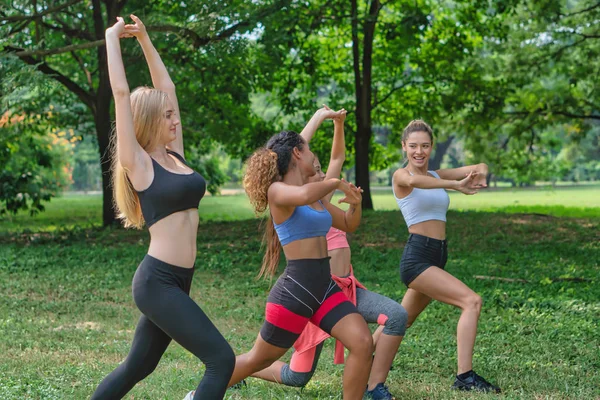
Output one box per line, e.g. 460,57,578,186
343,203,362,232
105,35,130,95
300,111,325,142
137,36,174,90
330,121,346,164
408,175,458,190
437,163,488,180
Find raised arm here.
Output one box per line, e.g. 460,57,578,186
105,18,147,178
124,15,184,155
436,163,489,187
300,105,345,143
393,168,479,195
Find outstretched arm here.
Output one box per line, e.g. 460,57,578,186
436,163,488,187
124,14,184,155
393,168,479,195
105,18,147,176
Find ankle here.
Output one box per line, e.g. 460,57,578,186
457,369,473,379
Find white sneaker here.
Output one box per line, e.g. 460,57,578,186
183,391,195,400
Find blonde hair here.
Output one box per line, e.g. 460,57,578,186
402,119,433,143
111,86,170,229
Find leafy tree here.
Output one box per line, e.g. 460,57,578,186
0,109,73,215
253,0,518,208
1,0,285,225
458,0,599,181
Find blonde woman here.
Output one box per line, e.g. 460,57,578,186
91,16,234,400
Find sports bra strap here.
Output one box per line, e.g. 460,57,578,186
167,149,188,166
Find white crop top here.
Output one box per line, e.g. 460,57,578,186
394,170,450,227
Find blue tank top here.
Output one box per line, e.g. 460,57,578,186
394,170,449,228
137,150,206,227
274,201,332,246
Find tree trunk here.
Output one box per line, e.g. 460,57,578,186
428,135,454,170
355,124,373,209
350,0,380,210
95,96,116,227
94,3,118,227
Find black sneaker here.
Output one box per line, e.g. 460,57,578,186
452,371,501,393
229,379,247,390
364,383,396,399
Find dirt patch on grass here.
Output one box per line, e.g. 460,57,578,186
53,321,101,331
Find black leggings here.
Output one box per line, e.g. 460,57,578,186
91,255,235,400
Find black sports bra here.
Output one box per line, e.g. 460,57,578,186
136,150,206,227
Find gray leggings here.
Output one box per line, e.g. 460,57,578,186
281,287,407,387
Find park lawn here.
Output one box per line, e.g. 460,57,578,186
0,197,599,399
1,184,599,233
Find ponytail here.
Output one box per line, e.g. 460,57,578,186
243,147,281,277
243,131,306,278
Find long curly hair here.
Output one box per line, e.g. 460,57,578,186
243,131,306,278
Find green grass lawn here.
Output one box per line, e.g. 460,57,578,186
2,184,599,233
0,187,599,399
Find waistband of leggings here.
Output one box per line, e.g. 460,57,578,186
407,233,447,249
285,257,331,272
142,254,195,277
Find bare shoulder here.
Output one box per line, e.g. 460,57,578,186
267,181,287,196
393,168,413,198
393,168,410,184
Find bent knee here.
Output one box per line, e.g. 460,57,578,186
281,364,314,387
347,331,374,356
220,346,236,373
462,293,482,312
381,305,408,336
205,340,236,370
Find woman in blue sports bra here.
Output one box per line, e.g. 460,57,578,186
390,119,501,393
92,17,234,400
228,110,374,400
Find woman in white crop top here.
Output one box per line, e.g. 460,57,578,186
387,119,501,393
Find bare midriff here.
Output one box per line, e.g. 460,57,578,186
147,208,199,268
329,247,352,277
282,236,329,261
408,219,446,241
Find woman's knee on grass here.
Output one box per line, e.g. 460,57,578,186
380,304,408,337
280,364,315,387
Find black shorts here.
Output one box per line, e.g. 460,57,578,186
400,233,448,287
260,257,358,348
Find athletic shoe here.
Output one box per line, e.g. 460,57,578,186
364,383,396,400
183,391,194,400
451,371,501,393
229,379,247,390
